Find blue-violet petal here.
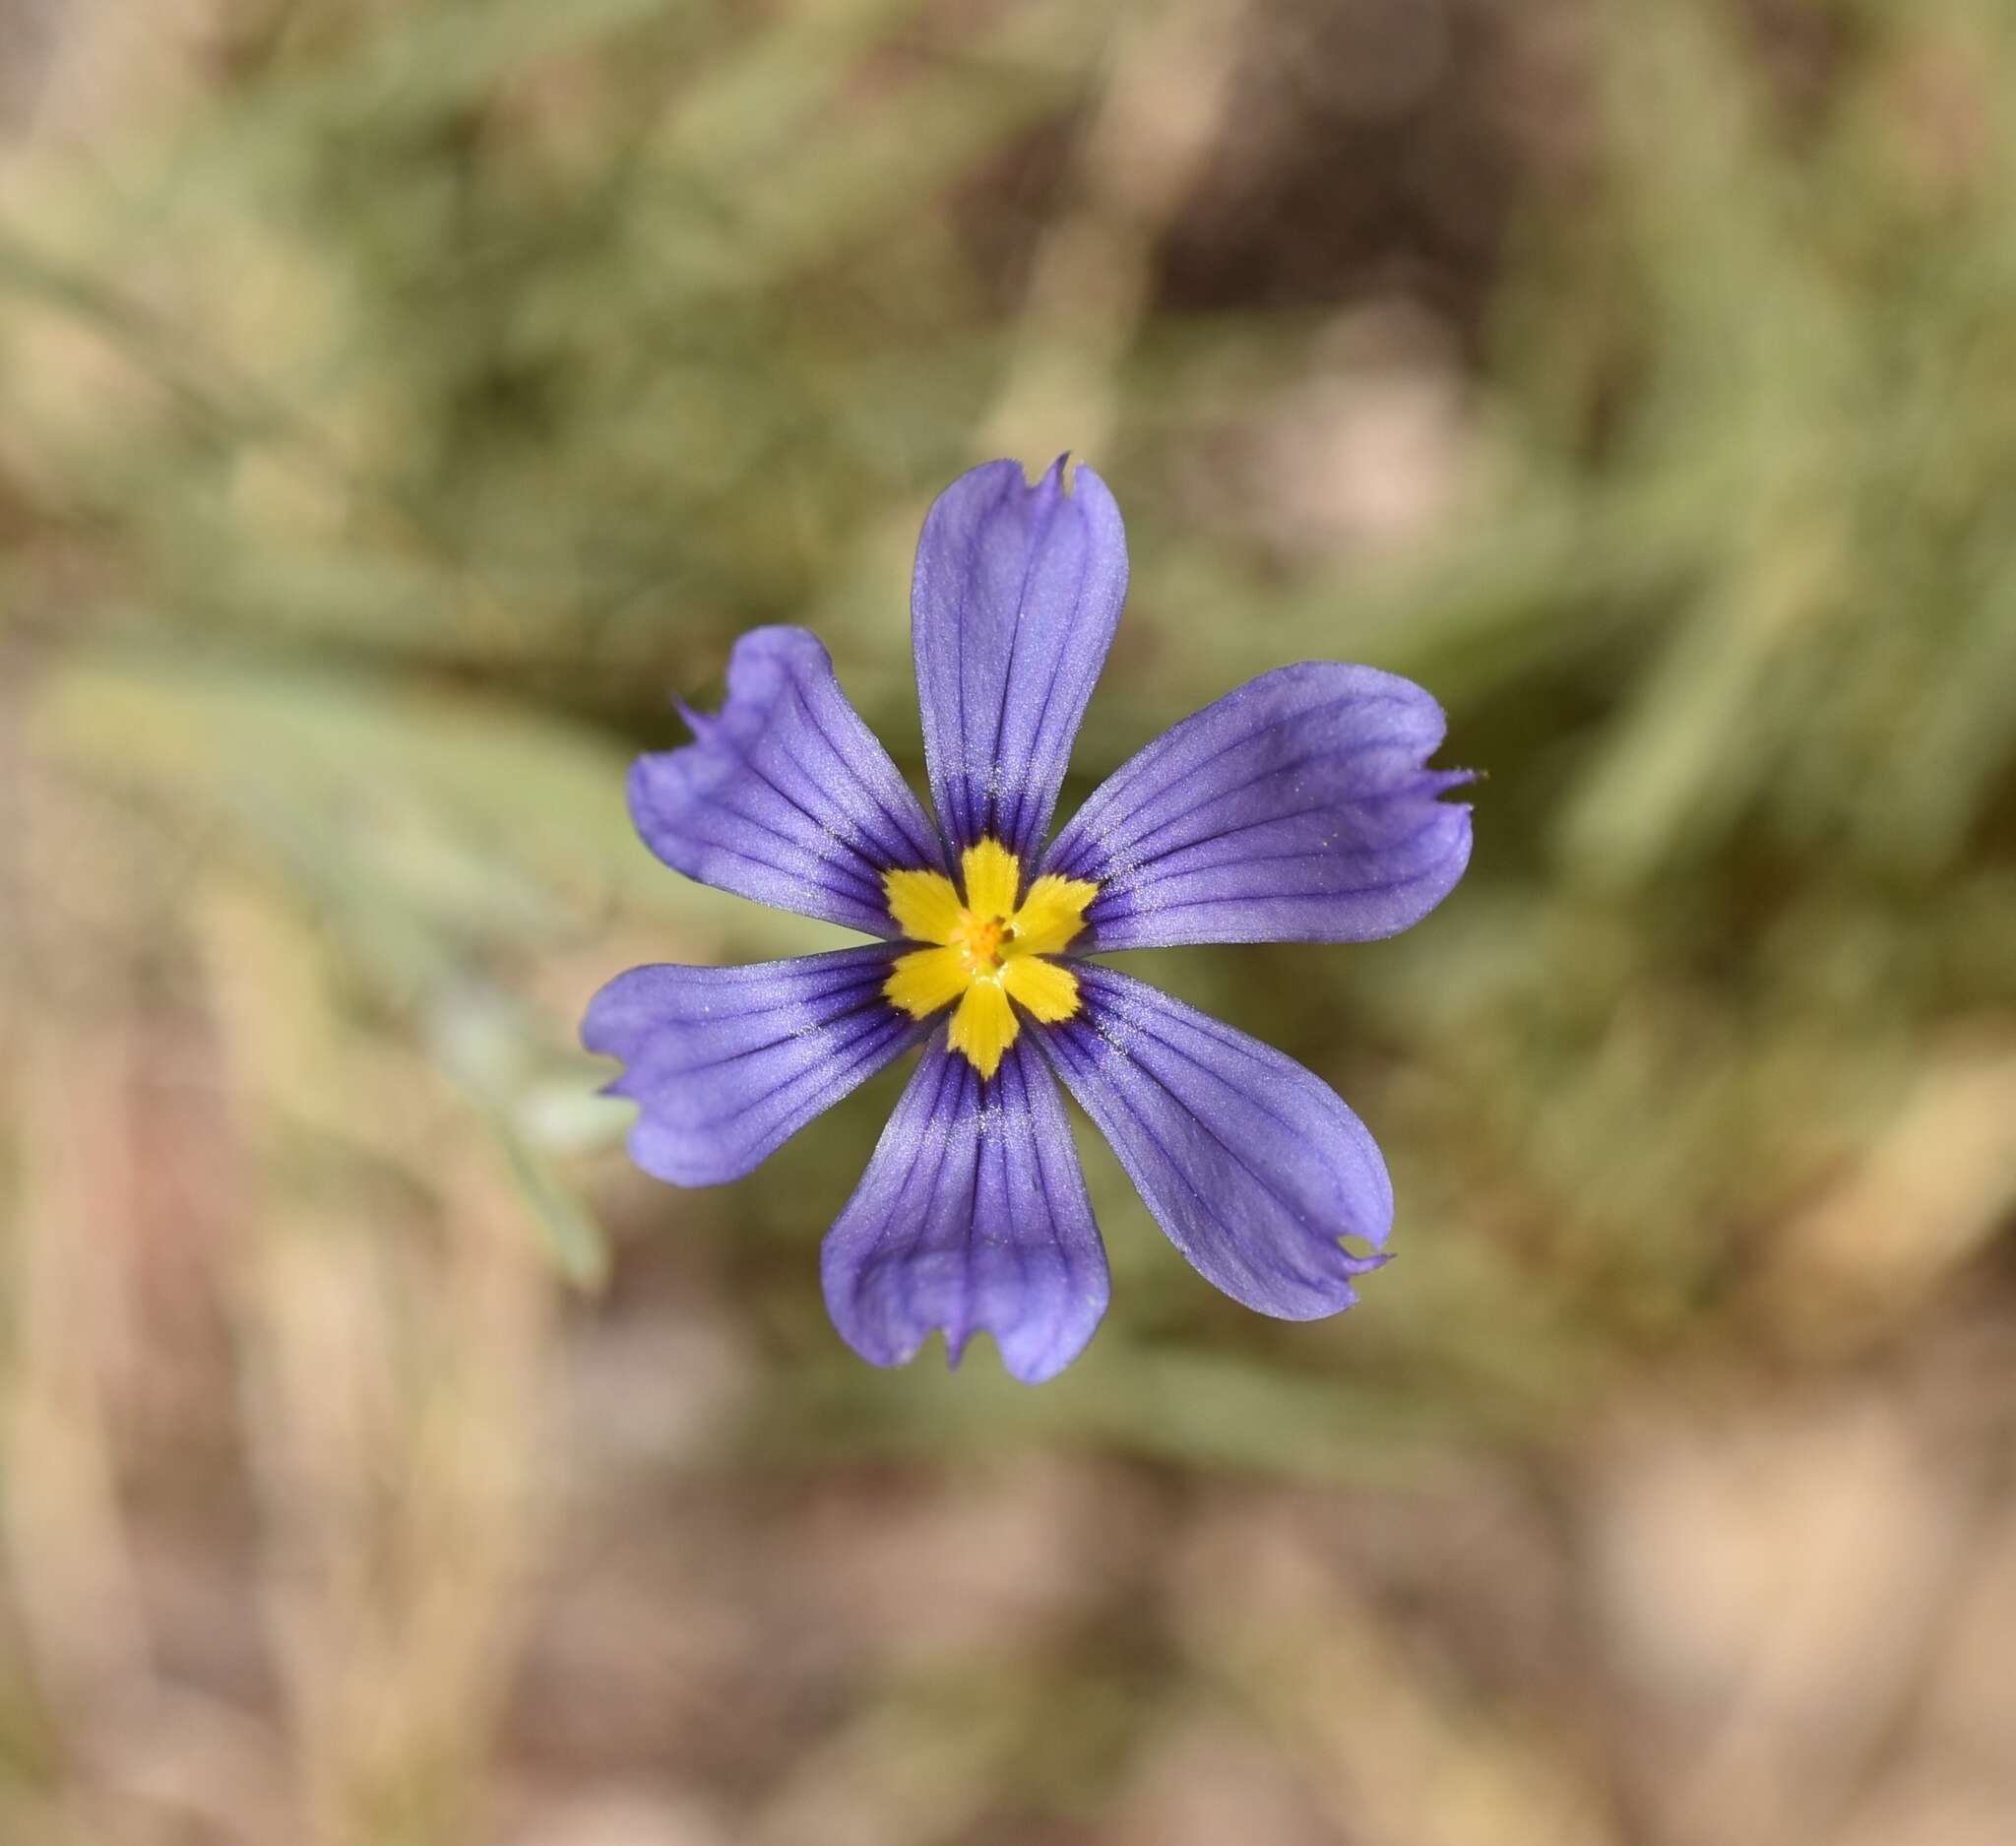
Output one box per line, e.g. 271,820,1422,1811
821,1032,1109,1383
1044,663,1471,947
583,946,924,1186
912,458,1128,861
629,625,942,937
1040,963,1392,1319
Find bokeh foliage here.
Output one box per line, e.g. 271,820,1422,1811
7,0,2015,1443
4,0,2016,1841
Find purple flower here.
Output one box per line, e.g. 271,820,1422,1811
584,459,1473,1381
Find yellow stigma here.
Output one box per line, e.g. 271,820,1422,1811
883,840,1098,1079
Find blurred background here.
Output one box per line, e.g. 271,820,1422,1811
4,1,2016,1842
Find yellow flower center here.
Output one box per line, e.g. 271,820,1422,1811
883,839,1098,1080
954,911,1009,975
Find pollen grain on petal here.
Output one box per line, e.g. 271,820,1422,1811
999,954,1080,1024
884,867,963,944
948,980,1019,1079
885,946,970,1020
1008,873,1098,957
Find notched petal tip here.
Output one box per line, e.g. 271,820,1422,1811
1337,1238,1393,1276
669,695,713,740
977,452,1074,492
830,1264,1105,1385
832,1260,1087,1384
